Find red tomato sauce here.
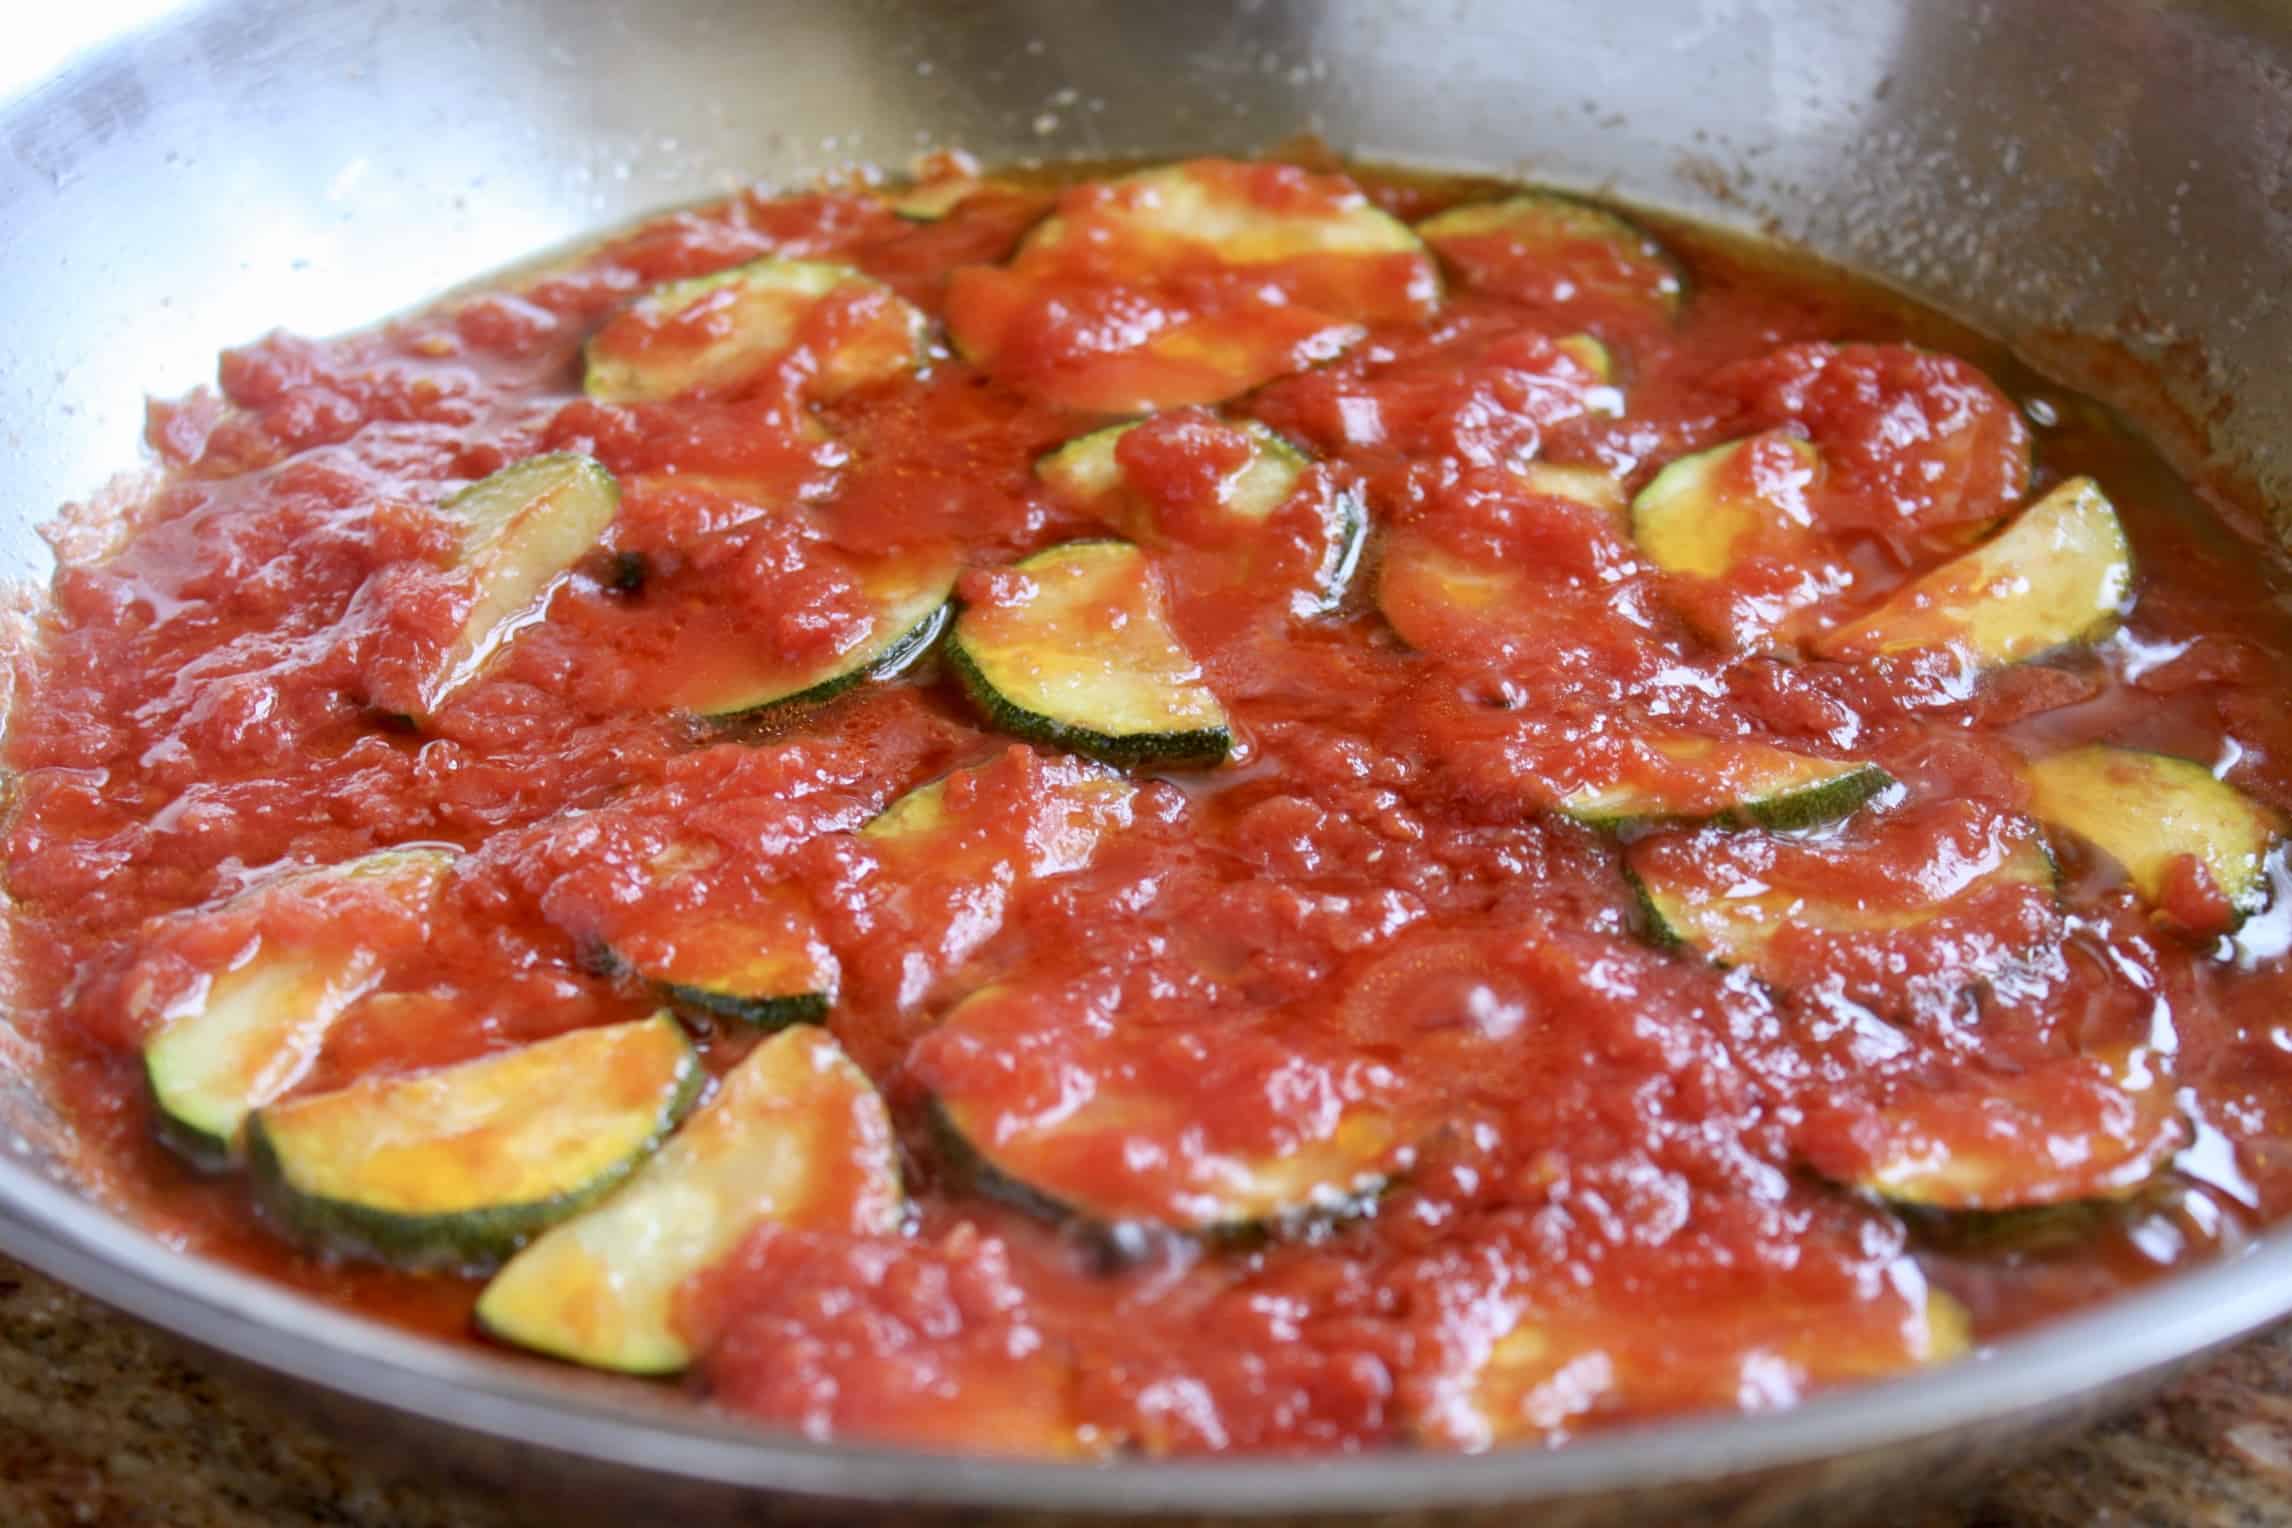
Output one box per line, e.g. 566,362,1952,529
11,156,2292,1456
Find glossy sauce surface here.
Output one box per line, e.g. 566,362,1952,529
11,154,2292,1457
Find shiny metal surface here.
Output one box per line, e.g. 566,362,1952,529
3,1,2291,1520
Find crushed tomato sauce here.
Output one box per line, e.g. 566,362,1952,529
11,155,2292,1457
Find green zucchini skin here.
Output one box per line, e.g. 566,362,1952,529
2021,744,2284,924
1628,431,1821,581
1713,765,1890,833
655,982,832,1030
1415,189,1686,319
475,1024,903,1375
586,940,835,1032
140,846,458,1168
945,541,1232,769
420,454,621,721
927,1098,1389,1261
1033,415,1362,618
695,599,951,725
245,1016,702,1273
583,257,927,404
1562,760,1891,834
942,636,1232,769
1628,821,2057,975
1817,477,2133,669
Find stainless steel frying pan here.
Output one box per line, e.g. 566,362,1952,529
5,3,2291,1521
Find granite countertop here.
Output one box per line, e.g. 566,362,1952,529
3,1251,2288,1527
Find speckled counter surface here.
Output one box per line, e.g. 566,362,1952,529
2,1251,2287,1528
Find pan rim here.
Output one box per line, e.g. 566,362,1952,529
1,1149,2282,1513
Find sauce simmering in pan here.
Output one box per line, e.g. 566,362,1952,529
10,153,2292,1455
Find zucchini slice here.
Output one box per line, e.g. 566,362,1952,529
1416,190,1684,326
1455,1280,1966,1446
1559,734,1889,832
1809,1048,2183,1212
1034,415,1364,615
856,750,1138,1006
664,549,956,721
1629,811,2057,982
247,1014,701,1272
1378,524,1642,662
944,158,1437,413
923,985,1403,1244
422,454,620,718
583,257,927,404
1817,477,2133,667
862,751,1137,868
1376,536,1517,655
1518,460,1627,520
947,541,1231,768
476,1024,902,1374
141,847,456,1166
1631,430,1822,580
886,174,1009,222
2023,745,2283,924
601,879,838,1030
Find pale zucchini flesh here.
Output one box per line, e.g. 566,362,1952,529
1033,160,1430,270
856,752,1139,1006
932,1082,1399,1249
1034,417,1363,615
861,752,1137,872
2022,745,2282,920
1816,1048,2184,1212
925,986,1401,1246
246,1014,701,1272
475,1025,902,1374
1375,536,1526,654
583,257,927,404
1516,461,1627,520
1817,477,2133,667
666,554,956,721
422,454,620,719
1559,735,1889,832
1631,824,2057,980
141,847,457,1167
945,158,1437,412
603,882,839,1030
947,541,1231,767
1415,190,1684,322
886,174,1013,221
1630,430,1822,580
1456,1281,1967,1446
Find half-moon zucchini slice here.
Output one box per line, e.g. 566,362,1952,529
1035,415,1364,616
1628,809,2058,982
583,257,928,404
664,548,956,721
1805,1048,2184,1213
947,541,1230,768
1558,734,1889,832
1630,431,1823,580
1416,190,1684,326
2022,744,2283,926
421,454,621,718
862,750,1137,870
1817,477,2133,668
1516,460,1627,521
476,1024,902,1374
1451,1279,1966,1447
944,158,1437,413
600,878,838,1030
140,847,457,1167
246,1013,701,1272
921,984,1404,1245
